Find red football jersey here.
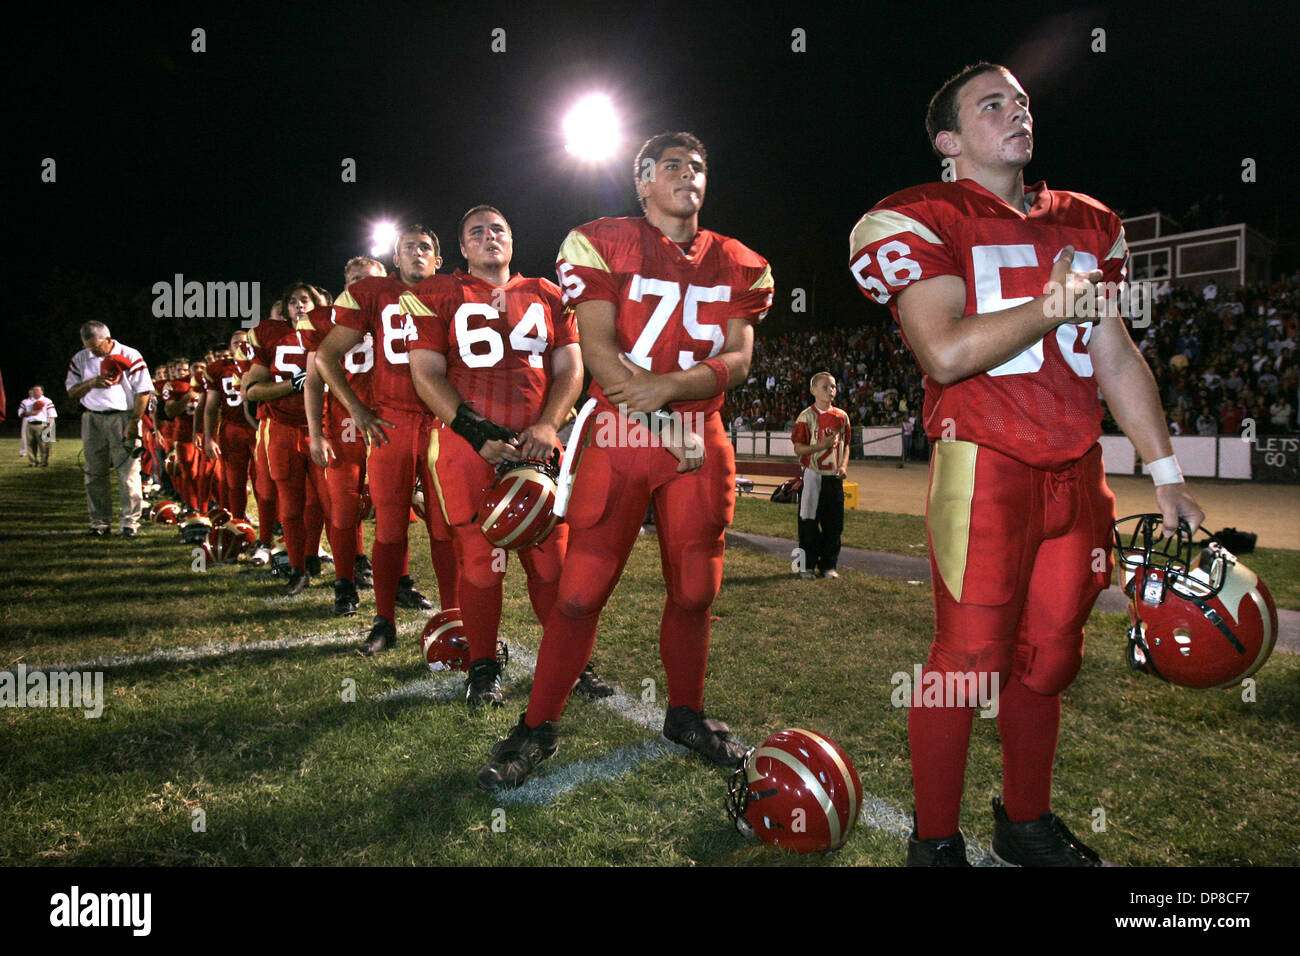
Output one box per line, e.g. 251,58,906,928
160,380,196,442
250,317,313,428
203,358,251,425
791,405,851,473
849,179,1128,471
300,304,375,423
407,270,578,432
331,274,423,414
555,217,773,415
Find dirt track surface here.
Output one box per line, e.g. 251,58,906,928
842,461,1300,551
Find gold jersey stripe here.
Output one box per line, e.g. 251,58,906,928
335,289,360,310
850,209,943,255
928,439,978,603
294,316,313,331
557,231,612,273
748,263,774,292
1105,227,1129,261
398,291,435,317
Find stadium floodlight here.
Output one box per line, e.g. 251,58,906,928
370,221,398,257
563,94,620,160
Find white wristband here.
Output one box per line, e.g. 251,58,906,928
1148,455,1183,486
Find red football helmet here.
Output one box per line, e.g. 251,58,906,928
98,353,133,386
152,501,181,525
357,487,374,523
179,515,213,544
201,526,246,564
420,608,508,672
1114,514,1278,690
227,519,256,551
478,458,559,550
726,728,863,854
207,506,232,527
163,450,179,478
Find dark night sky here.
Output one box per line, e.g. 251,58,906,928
7,0,1296,409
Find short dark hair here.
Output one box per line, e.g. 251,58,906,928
396,223,440,259
925,62,1009,157
458,205,509,244
633,131,708,207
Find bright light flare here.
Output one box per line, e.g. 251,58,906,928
563,94,621,160
370,221,398,257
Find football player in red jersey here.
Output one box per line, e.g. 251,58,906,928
162,357,202,514
477,132,774,790
247,302,285,564
848,63,1203,866
244,283,334,596
303,256,389,616
408,205,599,709
203,330,256,522
316,226,459,653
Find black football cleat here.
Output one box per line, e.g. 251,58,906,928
360,616,396,656
282,567,310,596
476,712,559,792
662,705,747,766
990,796,1103,867
465,657,504,710
907,818,972,867
573,662,614,700
121,527,138,539
333,578,360,616
354,554,373,590
395,576,434,610
305,554,322,577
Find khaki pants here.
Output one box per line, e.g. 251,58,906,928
82,411,143,531
25,421,52,466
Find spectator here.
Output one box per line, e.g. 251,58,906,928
17,386,57,467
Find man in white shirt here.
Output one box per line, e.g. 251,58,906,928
65,321,154,537
17,386,57,467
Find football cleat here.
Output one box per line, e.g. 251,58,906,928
476,712,559,792
1114,514,1278,689
990,796,1102,867
464,657,504,709
282,567,309,597
360,616,396,656
333,578,360,616
663,706,747,766
906,824,972,867
395,576,434,611
249,543,272,566
573,663,614,699
726,728,863,854
305,554,322,578
353,553,373,589
411,479,426,521
478,457,559,551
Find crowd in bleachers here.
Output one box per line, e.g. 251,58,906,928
724,270,1300,446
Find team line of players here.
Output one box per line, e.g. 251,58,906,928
145,89,1203,865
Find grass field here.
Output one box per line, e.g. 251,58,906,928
2,438,1297,866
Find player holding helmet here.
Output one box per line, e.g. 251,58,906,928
848,63,1203,866
477,132,774,790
